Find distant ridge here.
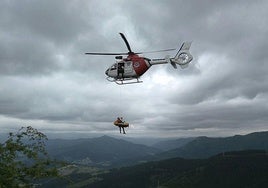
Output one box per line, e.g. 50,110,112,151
155,131,268,159
46,135,161,167
152,137,194,151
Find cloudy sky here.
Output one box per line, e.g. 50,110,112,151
1,0,268,139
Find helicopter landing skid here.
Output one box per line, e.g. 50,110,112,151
106,77,143,85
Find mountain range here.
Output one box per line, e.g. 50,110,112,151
42,150,268,188
46,135,161,167
46,131,268,168
40,131,268,187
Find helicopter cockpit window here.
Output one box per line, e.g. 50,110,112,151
110,63,117,70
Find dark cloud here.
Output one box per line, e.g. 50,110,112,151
0,0,268,138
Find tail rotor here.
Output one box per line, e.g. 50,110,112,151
171,42,193,68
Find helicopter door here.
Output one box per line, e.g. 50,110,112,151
124,61,133,74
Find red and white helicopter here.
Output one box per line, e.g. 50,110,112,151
85,33,193,85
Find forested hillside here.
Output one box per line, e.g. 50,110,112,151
89,150,268,188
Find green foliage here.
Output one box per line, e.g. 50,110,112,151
88,150,268,188
0,126,58,187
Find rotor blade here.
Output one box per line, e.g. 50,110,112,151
85,48,175,56
119,33,133,53
85,52,129,55
137,48,176,54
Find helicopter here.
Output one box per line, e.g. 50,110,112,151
85,33,193,85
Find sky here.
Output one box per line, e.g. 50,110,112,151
0,0,268,139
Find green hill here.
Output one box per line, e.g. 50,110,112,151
88,150,268,188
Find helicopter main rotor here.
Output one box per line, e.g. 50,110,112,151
85,33,175,56
119,32,133,54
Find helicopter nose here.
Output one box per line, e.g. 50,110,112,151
105,69,109,76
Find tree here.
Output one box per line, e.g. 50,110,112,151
0,126,58,187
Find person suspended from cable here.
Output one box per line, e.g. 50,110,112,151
114,117,129,134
